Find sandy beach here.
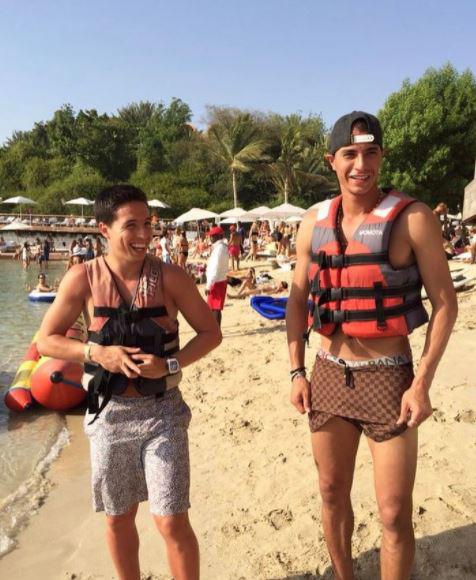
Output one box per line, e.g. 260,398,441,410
0,262,475,580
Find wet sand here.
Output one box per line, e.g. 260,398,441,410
0,263,475,579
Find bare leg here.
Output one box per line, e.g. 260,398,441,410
368,428,418,580
311,417,361,580
105,503,140,580
211,309,222,327
154,512,199,580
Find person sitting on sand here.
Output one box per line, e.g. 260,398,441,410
230,267,257,297
228,279,288,299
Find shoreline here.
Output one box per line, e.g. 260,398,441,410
0,264,475,579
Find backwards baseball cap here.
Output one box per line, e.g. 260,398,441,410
209,226,224,237
328,111,383,154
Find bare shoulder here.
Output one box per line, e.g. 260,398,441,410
296,209,316,252
58,263,90,297
395,201,441,241
161,262,195,295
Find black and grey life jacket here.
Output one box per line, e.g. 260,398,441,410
82,255,181,422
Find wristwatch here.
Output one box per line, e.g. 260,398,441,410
166,357,181,375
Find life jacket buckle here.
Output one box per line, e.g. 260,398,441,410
329,288,344,301
330,254,345,269
332,309,346,324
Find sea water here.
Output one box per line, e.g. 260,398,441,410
0,260,71,556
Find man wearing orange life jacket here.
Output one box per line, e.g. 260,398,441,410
286,112,457,580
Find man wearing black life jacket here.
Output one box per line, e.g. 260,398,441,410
39,185,222,580
286,112,457,580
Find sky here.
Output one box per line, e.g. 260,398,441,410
0,0,474,145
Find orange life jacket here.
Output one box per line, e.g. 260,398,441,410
308,190,429,339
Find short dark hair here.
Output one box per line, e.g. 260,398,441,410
94,184,149,225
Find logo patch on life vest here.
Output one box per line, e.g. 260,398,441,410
358,229,383,236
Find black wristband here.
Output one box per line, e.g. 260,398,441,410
291,369,307,382
290,366,306,376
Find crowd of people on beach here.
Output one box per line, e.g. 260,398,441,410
433,202,476,263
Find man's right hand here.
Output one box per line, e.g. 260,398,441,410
290,376,311,414
92,345,143,379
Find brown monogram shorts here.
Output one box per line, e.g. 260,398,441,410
309,355,414,442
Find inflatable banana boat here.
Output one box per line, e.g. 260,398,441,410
4,315,87,412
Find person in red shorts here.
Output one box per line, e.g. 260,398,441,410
228,224,242,270
206,226,229,327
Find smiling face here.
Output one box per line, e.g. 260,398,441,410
326,127,383,198
98,201,152,263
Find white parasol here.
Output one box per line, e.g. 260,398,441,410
219,207,247,218
175,208,219,224
64,197,94,217
148,199,171,209
262,203,306,219
2,195,37,220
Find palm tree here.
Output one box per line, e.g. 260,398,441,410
268,115,330,203
208,113,270,208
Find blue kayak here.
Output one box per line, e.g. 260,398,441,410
250,296,288,320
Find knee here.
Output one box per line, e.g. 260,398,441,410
379,496,412,535
154,513,193,543
318,475,351,507
106,510,137,533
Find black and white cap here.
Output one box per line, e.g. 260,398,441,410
327,111,383,154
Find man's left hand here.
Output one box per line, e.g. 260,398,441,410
397,383,433,428
130,353,167,379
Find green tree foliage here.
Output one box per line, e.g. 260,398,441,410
379,64,476,208
266,113,333,204
1,66,473,216
207,109,272,207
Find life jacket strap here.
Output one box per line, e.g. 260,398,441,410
316,297,424,325
93,306,168,320
316,280,422,302
87,368,113,425
88,329,179,346
310,251,389,269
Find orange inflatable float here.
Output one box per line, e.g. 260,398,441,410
5,316,87,412
4,333,40,411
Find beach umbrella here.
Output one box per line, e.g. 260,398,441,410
263,203,306,219
220,215,255,224
2,195,37,220
148,199,171,209
175,208,219,224
64,197,94,217
219,207,247,218
246,205,271,216
286,215,303,223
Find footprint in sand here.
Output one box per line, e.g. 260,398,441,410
432,408,447,422
265,508,294,530
221,521,254,538
454,410,476,423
